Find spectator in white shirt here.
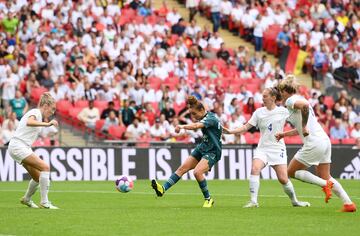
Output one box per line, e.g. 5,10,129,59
77,100,100,129
143,82,157,103
150,118,168,140
208,32,224,50
166,7,181,25
125,118,147,141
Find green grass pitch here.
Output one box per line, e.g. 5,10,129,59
0,180,359,236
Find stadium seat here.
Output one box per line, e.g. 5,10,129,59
108,125,126,140
56,100,73,116
173,102,186,115
30,87,48,103
330,138,340,144
75,100,89,109
323,96,335,109
341,138,356,145
95,119,106,138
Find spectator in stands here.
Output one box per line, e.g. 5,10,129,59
209,0,221,32
50,82,65,102
150,118,168,141
186,0,199,21
216,43,230,62
332,102,343,119
125,117,147,141
1,119,15,144
171,18,186,36
1,10,19,34
225,97,238,116
39,69,54,89
330,118,349,139
201,44,217,59
0,69,17,110
240,65,252,79
2,111,19,130
276,25,291,50
351,97,360,114
312,44,329,80
77,100,100,129
351,120,360,139
238,85,253,103
101,101,119,119
101,111,119,134
10,90,28,120
320,109,336,131
161,101,176,123
223,113,246,144
253,14,266,52
119,99,136,127
243,97,256,115
81,81,98,101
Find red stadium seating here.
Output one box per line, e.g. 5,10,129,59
30,87,48,103
341,138,356,145
108,125,126,139
56,100,73,116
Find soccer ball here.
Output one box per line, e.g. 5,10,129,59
115,176,134,193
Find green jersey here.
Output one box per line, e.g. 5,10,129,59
198,112,222,153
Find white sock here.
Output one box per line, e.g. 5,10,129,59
329,177,352,204
249,175,260,203
294,170,327,187
24,179,39,202
39,171,50,204
282,180,298,204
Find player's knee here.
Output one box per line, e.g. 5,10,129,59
287,169,295,178
251,166,261,175
278,176,288,185
193,169,203,179
40,164,50,172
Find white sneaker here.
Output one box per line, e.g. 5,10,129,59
292,201,311,207
40,202,59,209
243,201,259,208
20,197,39,208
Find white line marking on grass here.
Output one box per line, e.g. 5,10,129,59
0,189,359,200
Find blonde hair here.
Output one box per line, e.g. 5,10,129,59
187,95,204,111
278,74,299,94
39,92,56,107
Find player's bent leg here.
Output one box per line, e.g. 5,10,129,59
317,164,356,211
151,156,198,197
22,154,58,209
193,159,214,208
21,164,40,208
273,165,310,207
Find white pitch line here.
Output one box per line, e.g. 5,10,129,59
0,189,359,200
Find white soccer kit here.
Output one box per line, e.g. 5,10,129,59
285,95,331,166
248,106,289,165
8,109,43,164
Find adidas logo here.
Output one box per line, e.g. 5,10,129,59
340,155,360,179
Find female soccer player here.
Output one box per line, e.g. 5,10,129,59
223,88,310,208
151,96,222,208
8,93,59,209
276,76,356,212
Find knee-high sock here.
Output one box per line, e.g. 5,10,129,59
198,179,210,199
163,173,180,191
39,172,50,204
294,170,326,187
24,179,39,201
249,175,260,203
329,177,352,204
282,180,298,203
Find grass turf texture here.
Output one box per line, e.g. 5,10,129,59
0,180,359,236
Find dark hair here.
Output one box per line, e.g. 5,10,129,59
267,87,282,101
187,96,205,111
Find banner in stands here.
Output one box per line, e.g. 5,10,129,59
0,147,359,181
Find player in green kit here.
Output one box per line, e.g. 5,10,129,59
151,96,222,208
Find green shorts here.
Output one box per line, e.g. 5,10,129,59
191,147,221,170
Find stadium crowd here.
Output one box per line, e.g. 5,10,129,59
0,0,359,146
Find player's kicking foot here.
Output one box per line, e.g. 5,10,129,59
341,203,356,212
322,180,334,203
292,201,311,207
151,179,165,197
20,197,39,208
40,202,59,209
243,201,259,208
203,198,214,208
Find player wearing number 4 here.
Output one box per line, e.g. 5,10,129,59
276,76,356,212
223,87,310,208
8,93,59,209
151,96,222,208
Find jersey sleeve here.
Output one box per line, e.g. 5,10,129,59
247,110,258,127
28,109,42,122
285,96,297,109
200,115,217,128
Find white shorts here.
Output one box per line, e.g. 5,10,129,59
294,135,332,167
253,148,287,166
8,140,33,164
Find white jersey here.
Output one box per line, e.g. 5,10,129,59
248,106,289,150
11,109,43,147
285,95,328,142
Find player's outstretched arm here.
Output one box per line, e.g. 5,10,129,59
176,122,205,132
27,116,59,127
223,123,253,135
275,129,299,141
